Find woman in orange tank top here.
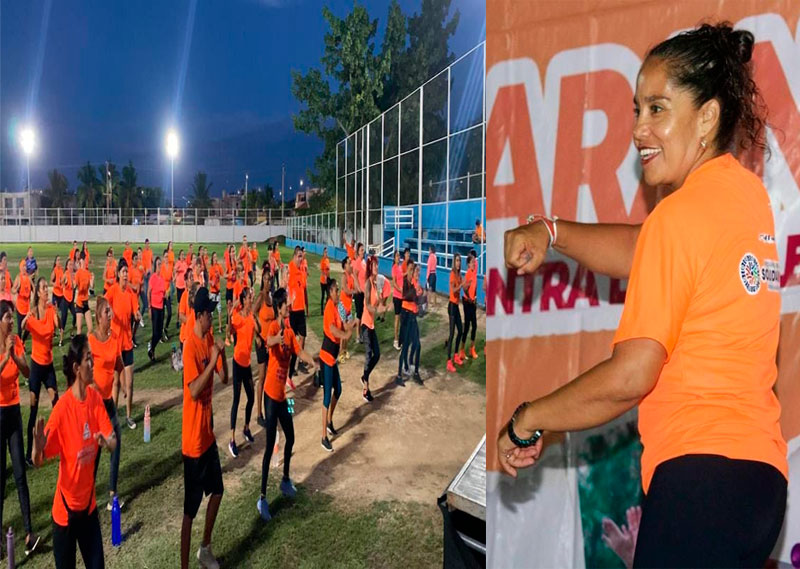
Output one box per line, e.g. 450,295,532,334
360,257,386,401
445,254,464,373
253,267,275,426
12,267,33,342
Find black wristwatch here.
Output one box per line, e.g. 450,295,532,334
508,403,543,448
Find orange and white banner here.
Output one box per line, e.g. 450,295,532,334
486,1,800,566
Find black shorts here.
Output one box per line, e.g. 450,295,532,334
183,444,224,519
30,360,58,395
225,288,233,304
393,297,402,315
121,349,134,367
256,340,268,365
354,293,364,320
77,300,90,314
52,293,62,307
428,273,436,291
289,310,306,338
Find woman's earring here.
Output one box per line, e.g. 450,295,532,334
700,139,707,149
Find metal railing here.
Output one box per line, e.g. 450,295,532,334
0,207,290,227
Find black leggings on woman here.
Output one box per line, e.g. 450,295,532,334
58,296,76,331
52,508,104,569
261,394,294,495
150,306,164,350
462,301,477,349
633,454,786,568
93,399,121,495
231,361,254,430
0,405,33,535
320,282,328,315
163,293,173,332
16,309,30,343
447,302,463,359
398,311,420,374
361,325,380,383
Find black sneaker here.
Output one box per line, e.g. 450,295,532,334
148,349,155,362
362,389,374,403
257,415,266,428
163,331,170,341
394,375,406,387
321,437,333,452
24,533,41,556
413,372,424,385
243,428,255,444
228,440,239,458
313,371,321,388
327,422,338,437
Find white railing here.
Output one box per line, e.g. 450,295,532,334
384,207,414,229
381,236,395,257
0,207,289,227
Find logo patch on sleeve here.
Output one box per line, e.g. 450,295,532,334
739,253,761,295
760,259,781,292
758,233,776,244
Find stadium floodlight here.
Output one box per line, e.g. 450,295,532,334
165,129,180,211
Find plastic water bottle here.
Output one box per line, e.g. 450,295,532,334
111,496,121,546
287,398,295,415
6,527,14,569
143,405,151,443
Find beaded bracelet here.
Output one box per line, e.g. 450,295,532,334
526,214,559,248
508,402,543,448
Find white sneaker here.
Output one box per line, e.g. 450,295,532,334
197,544,219,569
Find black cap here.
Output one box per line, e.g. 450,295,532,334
193,287,217,314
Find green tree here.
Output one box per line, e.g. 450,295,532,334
140,187,163,209
76,162,103,208
44,169,69,208
378,0,408,110
118,161,142,212
189,171,213,209
291,3,389,197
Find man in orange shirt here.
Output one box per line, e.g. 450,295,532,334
287,247,307,378
180,287,228,569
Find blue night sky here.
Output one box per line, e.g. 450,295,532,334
0,0,485,204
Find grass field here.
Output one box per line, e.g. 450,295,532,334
0,241,484,568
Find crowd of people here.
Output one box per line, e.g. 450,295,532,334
0,234,482,568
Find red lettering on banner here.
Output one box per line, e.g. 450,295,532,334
752,42,800,192
486,84,546,220
551,71,649,223
539,261,569,311
487,267,515,316
609,278,627,304
781,234,800,288
565,266,599,308
520,272,536,313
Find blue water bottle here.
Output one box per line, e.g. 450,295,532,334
7,526,14,568
111,496,121,546
143,404,151,443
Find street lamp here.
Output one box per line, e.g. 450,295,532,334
165,129,179,212
19,127,36,221
245,173,249,225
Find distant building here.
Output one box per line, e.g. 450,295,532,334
212,190,244,211
0,190,43,224
294,187,321,210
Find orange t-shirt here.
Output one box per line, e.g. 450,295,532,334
3,269,11,294
250,248,258,267
231,310,255,367
288,262,306,312
62,271,74,303
463,266,477,302
225,258,236,290
233,278,246,304
52,266,64,297
239,246,251,273
182,328,223,458
257,300,274,342
179,291,193,344
44,387,112,526
122,247,133,269
208,263,222,294
167,250,175,266
449,271,461,304
75,268,92,304
25,305,57,365
16,276,31,315
160,261,173,285
345,243,355,260
104,260,116,288
320,257,330,284
0,336,25,406
319,299,343,367
174,260,188,290
142,248,153,274
362,282,376,330
272,249,282,267
265,319,301,402
129,265,142,293
105,283,137,352
613,153,787,493
89,330,119,400
340,274,354,313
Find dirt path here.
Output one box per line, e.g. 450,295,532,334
134,298,486,507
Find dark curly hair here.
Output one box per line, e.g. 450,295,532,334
646,22,768,156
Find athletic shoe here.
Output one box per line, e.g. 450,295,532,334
454,353,464,366
344,350,351,360
148,348,155,362
459,349,466,361
257,497,272,522
362,388,374,402
58,339,63,347
327,422,338,436
394,375,406,387
25,457,34,468
132,341,138,349
126,416,137,430
446,359,456,373
243,428,255,444
197,544,220,569
337,353,347,364
413,372,423,385
257,414,266,428
24,533,41,556
280,478,297,498
470,346,478,359
106,497,125,511
140,320,146,328
163,331,170,341
393,340,400,351
321,437,333,452
228,440,239,458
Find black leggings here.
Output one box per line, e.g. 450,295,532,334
633,454,786,568
398,311,420,374
231,361,254,431
0,405,33,535
58,296,75,331
16,309,30,343
52,508,104,569
175,288,185,329
320,282,328,314
462,301,477,347
163,293,173,332
447,302,463,359
150,306,164,350
261,394,294,496
361,325,380,383
93,399,121,495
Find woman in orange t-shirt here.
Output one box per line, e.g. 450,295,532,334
160,248,174,340
103,248,116,295
228,286,258,457
22,277,61,467
11,267,33,342
207,252,224,334
59,258,76,345
32,334,115,569
445,254,464,373
74,256,94,336
319,247,330,315
460,252,479,360
51,255,64,311
499,24,787,565
360,257,386,399
0,300,41,554
89,296,123,507
253,268,274,426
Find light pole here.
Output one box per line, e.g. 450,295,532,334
245,173,249,225
166,129,180,212
281,164,285,221
19,127,36,223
